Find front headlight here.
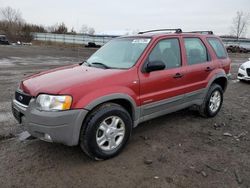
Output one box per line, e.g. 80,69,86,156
240,65,246,71
36,94,72,111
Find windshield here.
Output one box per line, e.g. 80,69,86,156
86,38,151,69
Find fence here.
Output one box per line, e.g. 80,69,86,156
32,32,250,49
221,38,250,49
32,33,118,46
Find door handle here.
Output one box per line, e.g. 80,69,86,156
173,73,183,78
205,67,214,72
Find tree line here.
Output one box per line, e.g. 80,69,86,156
0,6,249,43
0,6,95,42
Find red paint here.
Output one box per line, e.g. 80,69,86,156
21,33,231,109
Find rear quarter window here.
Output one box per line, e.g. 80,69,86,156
207,38,227,59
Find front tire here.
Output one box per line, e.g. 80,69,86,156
199,84,223,117
80,103,132,160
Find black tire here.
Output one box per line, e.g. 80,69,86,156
80,103,132,160
199,84,223,118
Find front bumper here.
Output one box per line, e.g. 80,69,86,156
238,68,250,81
12,99,88,146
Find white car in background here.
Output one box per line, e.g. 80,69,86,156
238,58,250,81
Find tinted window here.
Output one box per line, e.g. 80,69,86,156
184,38,209,65
207,38,227,59
149,38,181,69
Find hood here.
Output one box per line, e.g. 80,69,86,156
22,65,124,96
242,60,250,68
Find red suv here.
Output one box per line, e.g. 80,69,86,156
12,29,231,160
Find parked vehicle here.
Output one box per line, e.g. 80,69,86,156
85,42,101,48
226,45,249,53
12,29,231,160
238,58,250,81
0,35,10,45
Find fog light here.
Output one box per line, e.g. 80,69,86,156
238,73,244,77
44,133,52,142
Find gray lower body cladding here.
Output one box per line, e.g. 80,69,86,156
138,88,206,124
12,99,88,146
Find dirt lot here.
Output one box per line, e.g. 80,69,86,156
0,45,249,188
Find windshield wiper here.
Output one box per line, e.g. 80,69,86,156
91,62,110,69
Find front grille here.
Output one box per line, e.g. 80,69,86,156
15,90,32,106
246,68,250,77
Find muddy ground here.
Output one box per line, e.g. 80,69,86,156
0,45,249,188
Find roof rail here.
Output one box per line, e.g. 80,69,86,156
186,31,214,35
138,28,182,34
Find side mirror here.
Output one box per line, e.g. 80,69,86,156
145,60,165,72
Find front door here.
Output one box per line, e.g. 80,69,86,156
139,38,187,117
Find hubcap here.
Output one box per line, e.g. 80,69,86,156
209,90,221,113
96,116,125,151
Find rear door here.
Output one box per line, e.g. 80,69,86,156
139,37,187,117
182,37,215,92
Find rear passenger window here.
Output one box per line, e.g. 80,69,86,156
149,38,181,69
207,38,227,59
184,38,209,65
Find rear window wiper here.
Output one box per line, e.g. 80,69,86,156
91,62,111,69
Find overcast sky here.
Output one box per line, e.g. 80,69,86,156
1,0,250,36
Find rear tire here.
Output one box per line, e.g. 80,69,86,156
199,84,223,117
80,103,132,160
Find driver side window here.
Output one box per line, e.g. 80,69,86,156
148,38,181,69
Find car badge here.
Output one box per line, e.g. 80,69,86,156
19,95,23,101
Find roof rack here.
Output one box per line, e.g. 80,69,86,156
138,28,182,34
186,31,214,35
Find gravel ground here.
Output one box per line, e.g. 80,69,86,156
0,45,249,188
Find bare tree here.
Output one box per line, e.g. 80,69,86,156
0,6,25,42
88,27,95,35
80,25,95,35
70,27,76,34
0,6,23,23
0,6,47,42
81,24,89,34
48,23,68,34
47,25,57,33
54,23,68,34
231,11,250,39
